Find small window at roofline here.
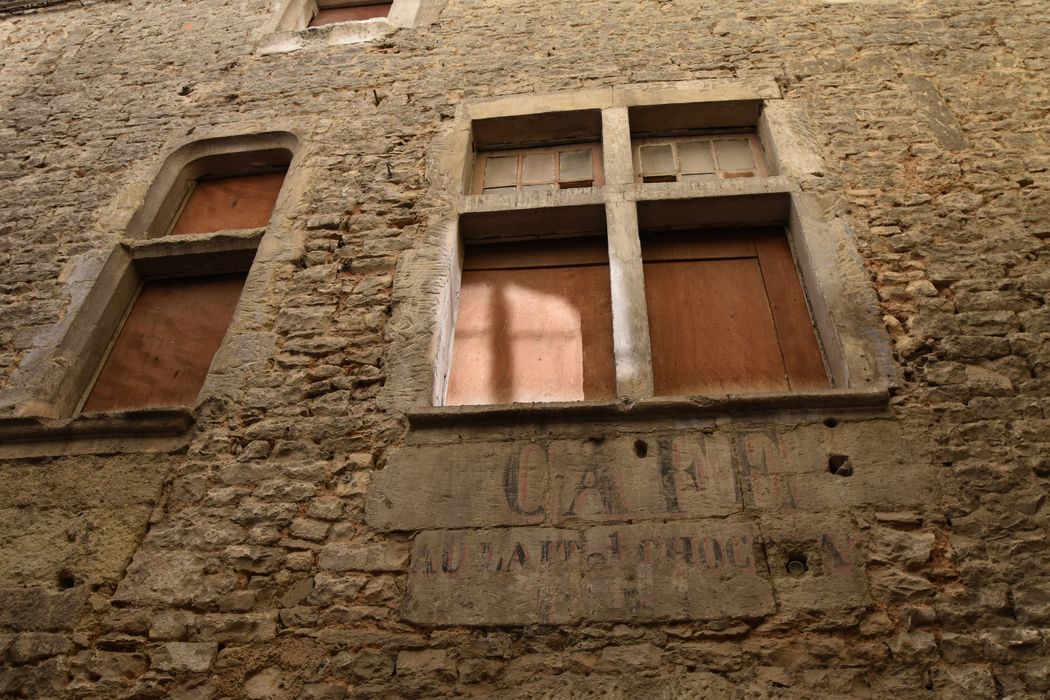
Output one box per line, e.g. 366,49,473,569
309,0,392,26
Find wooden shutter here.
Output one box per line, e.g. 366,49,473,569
642,227,827,396
309,2,392,26
82,274,247,412
446,237,616,405
169,173,285,236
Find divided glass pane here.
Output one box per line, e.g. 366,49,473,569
639,144,675,175
559,149,593,183
678,141,716,175
713,139,755,171
483,156,518,190
521,152,556,184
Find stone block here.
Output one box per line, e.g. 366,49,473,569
307,496,344,520
9,632,74,664
318,541,410,572
297,684,347,700
595,643,663,673
151,642,218,673
0,586,87,632
194,613,278,644
404,518,773,626
396,648,450,675
759,512,869,613
290,518,330,542
225,545,286,574
244,666,292,699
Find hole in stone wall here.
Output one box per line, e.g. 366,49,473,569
57,569,76,589
823,417,839,428
634,439,648,458
828,454,853,477
785,554,808,577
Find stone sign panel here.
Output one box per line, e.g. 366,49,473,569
366,433,740,531
403,518,774,626
370,424,898,624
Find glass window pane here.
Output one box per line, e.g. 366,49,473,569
714,139,755,171
678,141,716,174
639,144,675,175
482,186,517,194
521,153,556,183
483,156,518,189
559,149,593,182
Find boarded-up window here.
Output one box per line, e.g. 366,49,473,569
168,172,286,236
634,134,766,183
473,144,604,194
446,237,616,405
642,228,827,396
82,274,247,412
309,1,392,26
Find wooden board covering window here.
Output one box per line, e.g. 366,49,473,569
446,237,616,405
642,227,828,396
81,274,247,412
168,173,286,236
309,2,392,26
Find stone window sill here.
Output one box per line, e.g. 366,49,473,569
258,19,396,55
410,387,891,429
0,407,195,458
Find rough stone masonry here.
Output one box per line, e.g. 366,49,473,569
0,0,1048,698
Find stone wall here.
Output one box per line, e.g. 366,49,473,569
0,0,1048,698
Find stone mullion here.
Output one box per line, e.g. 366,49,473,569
601,107,654,399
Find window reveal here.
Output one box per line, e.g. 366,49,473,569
634,134,766,183
168,172,286,236
445,237,616,405
474,144,604,194
642,227,828,396
81,274,247,412
309,1,392,26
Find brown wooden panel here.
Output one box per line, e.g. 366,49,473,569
82,274,246,412
464,236,609,270
446,261,615,405
309,2,391,26
641,229,758,262
644,257,789,396
169,173,285,236
754,233,829,389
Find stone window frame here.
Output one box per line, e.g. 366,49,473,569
383,78,897,418
257,0,447,55
0,130,306,456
